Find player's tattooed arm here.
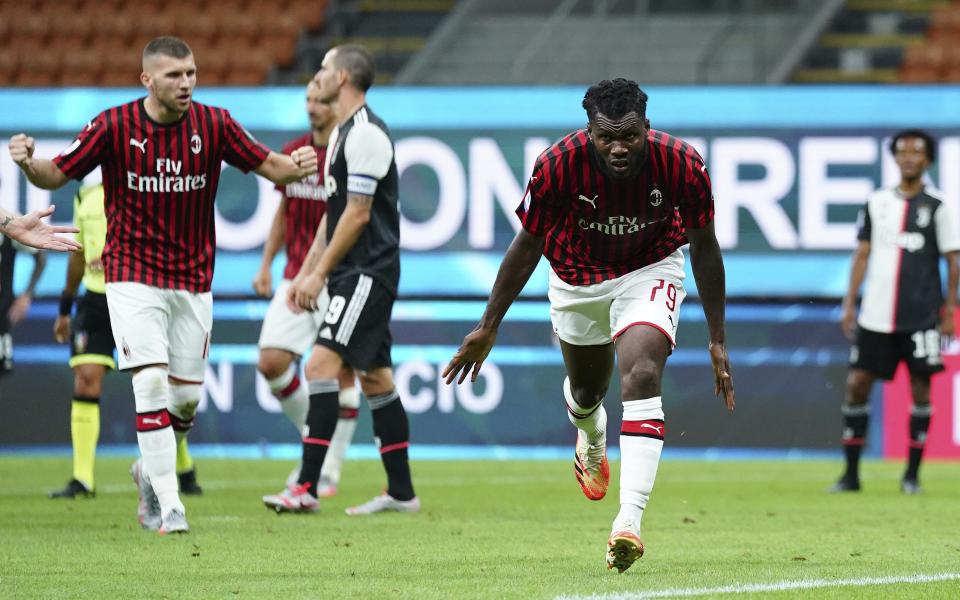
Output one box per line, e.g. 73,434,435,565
686,223,735,410
289,196,371,313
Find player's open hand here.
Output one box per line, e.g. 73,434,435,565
291,146,318,177
53,315,71,344
252,267,272,297
4,206,81,252
287,272,324,314
442,326,498,385
8,133,36,166
708,341,735,411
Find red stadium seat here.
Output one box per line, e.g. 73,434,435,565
898,65,941,83
257,35,299,66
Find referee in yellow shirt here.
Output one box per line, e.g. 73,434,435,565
49,184,203,498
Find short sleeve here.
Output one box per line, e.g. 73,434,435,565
679,147,714,229
344,122,393,197
934,202,960,253
515,153,561,236
221,110,270,173
52,113,108,180
856,203,871,242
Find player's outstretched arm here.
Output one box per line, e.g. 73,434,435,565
443,228,544,385
686,223,735,410
8,134,70,190
255,148,318,185
1,206,81,252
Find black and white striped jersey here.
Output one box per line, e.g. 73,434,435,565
323,104,400,296
857,186,960,333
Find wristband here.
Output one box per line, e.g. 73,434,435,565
58,292,75,316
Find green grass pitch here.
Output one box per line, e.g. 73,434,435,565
1,458,959,599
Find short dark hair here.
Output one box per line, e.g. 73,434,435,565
333,44,375,92
582,78,648,122
889,129,936,163
143,36,193,61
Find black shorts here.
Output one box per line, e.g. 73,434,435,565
70,292,116,370
850,326,944,380
314,273,393,371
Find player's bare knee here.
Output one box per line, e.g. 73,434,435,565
568,381,605,410
257,349,293,380
619,359,661,400
845,371,872,405
359,368,394,397
73,366,105,397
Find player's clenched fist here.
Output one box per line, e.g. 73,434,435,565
8,134,36,166
291,146,318,177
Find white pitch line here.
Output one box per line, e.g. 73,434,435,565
555,572,960,600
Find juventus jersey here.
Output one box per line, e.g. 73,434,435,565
857,186,960,333
323,105,400,295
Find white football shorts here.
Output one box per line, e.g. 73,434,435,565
548,248,687,347
258,279,327,355
105,281,212,382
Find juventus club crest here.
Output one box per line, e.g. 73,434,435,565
649,185,663,207
916,205,931,228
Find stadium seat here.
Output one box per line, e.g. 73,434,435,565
257,35,299,66
898,65,941,83
0,48,19,83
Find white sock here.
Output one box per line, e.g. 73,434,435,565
268,364,308,433
564,376,606,444
617,396,665,532
168,383,201,445
133,367,183,516
320,386,360,485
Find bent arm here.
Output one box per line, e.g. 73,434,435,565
63,248,86,296
16,157,69,190
297,213,329,278
255,150,315,185
312,194,370,280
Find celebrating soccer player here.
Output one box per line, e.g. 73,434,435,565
8,36,318,534
830,130,959,496
443,79,735,573
253,81,359,499
263,45,419,516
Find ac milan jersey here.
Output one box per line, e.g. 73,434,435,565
857,186,960,333
517,129,713,286
52,98,270,292
275,133,328,280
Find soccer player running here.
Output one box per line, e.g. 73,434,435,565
254,81,359,498
263,45,418,515
49,183,203,499
443,79,735,573
0,229,46,376
8,36,318,534
830,130,959,495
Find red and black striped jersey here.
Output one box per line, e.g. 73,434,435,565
516,129,713,286
52,98,270,292
275,133,327,280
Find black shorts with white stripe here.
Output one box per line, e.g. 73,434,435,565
314,272,394,370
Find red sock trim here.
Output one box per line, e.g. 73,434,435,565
136,409,171,432
621,419,665,440
842,438,865,446
380,441,410,455
303,436,331,446
279,375,301,398
339,407,359,419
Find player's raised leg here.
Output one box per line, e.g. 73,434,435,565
559,341,614,501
